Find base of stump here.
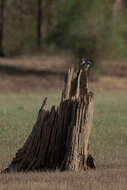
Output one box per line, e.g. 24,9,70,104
2,68,96,173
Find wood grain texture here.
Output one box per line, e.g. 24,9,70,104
2,68,95,173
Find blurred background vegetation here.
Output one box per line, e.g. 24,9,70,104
0,0,127,63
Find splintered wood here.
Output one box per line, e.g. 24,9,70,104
2,68,95,173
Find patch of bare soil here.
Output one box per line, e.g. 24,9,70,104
0,54,71,93
0,55,126,93
90,76,127,92
1,154,127,190
101,60,127,77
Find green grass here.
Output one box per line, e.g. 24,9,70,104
0,91,127,160
1,91,127,189
0,92,61,166
90,91,127,155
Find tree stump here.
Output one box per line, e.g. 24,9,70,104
2,67,95,173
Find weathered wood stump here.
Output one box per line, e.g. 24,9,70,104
2,67,95,173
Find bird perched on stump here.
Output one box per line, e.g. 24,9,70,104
79,57,92,72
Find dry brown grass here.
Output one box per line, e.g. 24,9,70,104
0,54,70,71
89,76,127,92
1,136,127,190
101,60,127,77
1,156,127,190
0,54,70,93
0,55,127,93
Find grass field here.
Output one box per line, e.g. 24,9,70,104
0,90,127,189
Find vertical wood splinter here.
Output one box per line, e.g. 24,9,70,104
2,67,95,173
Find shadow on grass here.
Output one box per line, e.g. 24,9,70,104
0,64,65,78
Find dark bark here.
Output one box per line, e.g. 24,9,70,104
2,68,95,173
0,0,7,57
37,0,51,49
37,0,43,48
123,0,127,9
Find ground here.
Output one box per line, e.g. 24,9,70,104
0,54,127,190
0,54,69,93
0,54,127,92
